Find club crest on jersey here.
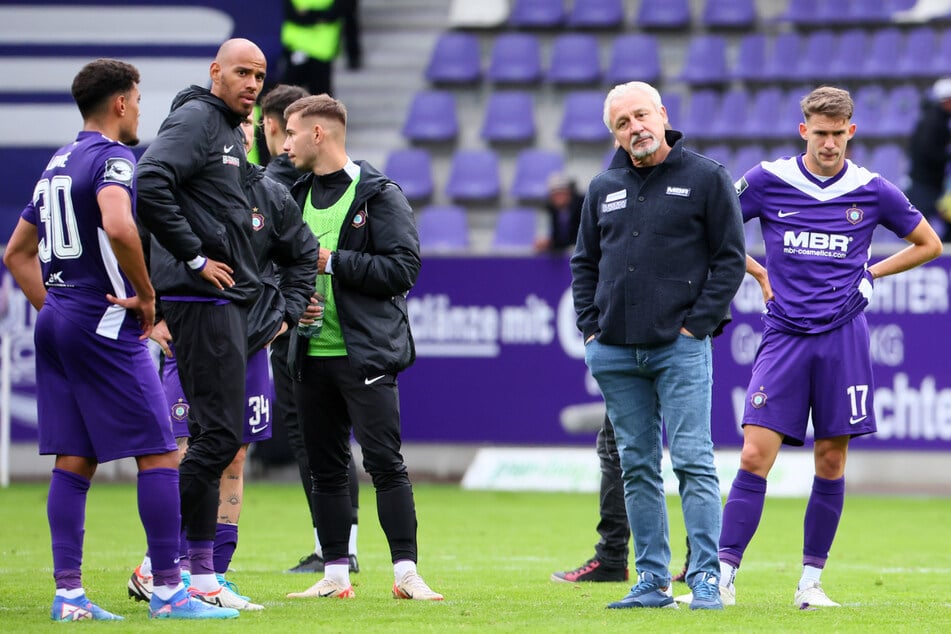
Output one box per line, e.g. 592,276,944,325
104,157,134,185
170,399,189,422
750,390,768,409
845,206,863,225
251,209,265,231
352,209,367,228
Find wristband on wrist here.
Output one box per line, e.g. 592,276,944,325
187,255,207,272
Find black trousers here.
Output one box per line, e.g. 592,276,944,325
270,334,359,534
594,415,630,568
295,355,416,563
162,300,248,542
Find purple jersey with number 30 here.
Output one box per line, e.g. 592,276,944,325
21,130,140,342
736,155,923,334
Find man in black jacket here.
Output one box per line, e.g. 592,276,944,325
136,38,267,610
260,83,363,575
906,77,951,241
571,81,745,611
280,94,441,601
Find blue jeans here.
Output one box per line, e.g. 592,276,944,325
585,335,721,587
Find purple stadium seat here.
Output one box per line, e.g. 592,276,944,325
846,142,869,168
733,33,769,83
851,85,888,140
567,0,625,29
812,0,854,25
636,0,691,29
480,91,536,143
604,33,661,85
933,27,951,76
744,86,784,139
761,32,802,84
898,26,937,79
660,92,683,128
424,32,481,85
772,143,800,160
680,89,720,141
559,90,610,142
779,0,823,26
793,30,836,82
702,0,756,30
827,29,869,82
487,33,543,85
445,149,501,201
845,0,896,25
402,90,458,143
702,144,734,169
679,34,730,85
749,88,804,142
708,87,751,139
508,0,565,28
492,207,540,250
862,27,904,80
867,143,908,186
731,144,767,179
546,33,602,85
511,149,565,202
417,205,469,252
383,148,434,202
879,84,923,137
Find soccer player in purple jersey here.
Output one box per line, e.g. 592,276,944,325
686,86,942,609
2,59,237,621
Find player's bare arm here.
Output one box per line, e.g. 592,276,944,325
99,185,156,338
746,254,773,303
867,217,943,280
2,218,46,310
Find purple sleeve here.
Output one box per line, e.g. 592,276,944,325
20,199,37,225
877,177,924,239
93,144,136,197
736,165,765,223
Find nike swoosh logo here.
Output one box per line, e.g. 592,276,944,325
778,210,801,218
364,375,386,385
849,415,867,425
224,144,234,153
251,424,268,433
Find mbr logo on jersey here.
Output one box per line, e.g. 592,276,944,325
783,231,850,258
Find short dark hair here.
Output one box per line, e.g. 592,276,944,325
284,94,347,128
71,58,140,120
261,84,310,129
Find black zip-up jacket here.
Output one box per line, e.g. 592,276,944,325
264,152,304,190
908,98,951,189
136,85,261,306
245,163,319,354
571,130,746,344
288,160,420,378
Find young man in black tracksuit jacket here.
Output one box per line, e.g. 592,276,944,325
260,84,363,575
279,94,442,602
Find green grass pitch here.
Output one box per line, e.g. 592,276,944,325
1,481,950,632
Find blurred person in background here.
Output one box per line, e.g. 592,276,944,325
906,77,951,241
535,172,584,254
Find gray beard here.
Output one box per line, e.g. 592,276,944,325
630,136,661,160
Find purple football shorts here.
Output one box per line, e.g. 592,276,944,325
34,304,176,461
164,346,274,443
743,313,876,446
